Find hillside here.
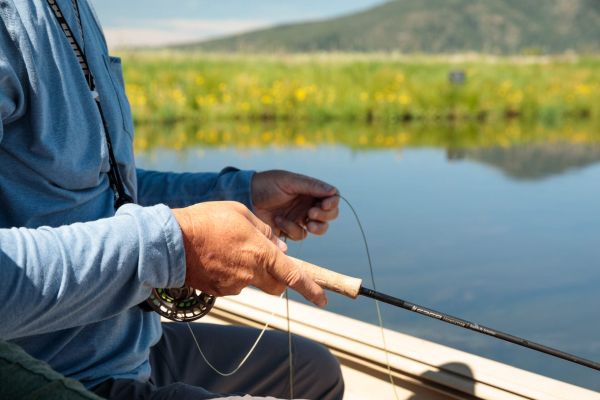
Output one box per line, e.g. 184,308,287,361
457,144,600,180
188,0,600,54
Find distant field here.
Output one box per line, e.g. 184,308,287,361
121,53,599,124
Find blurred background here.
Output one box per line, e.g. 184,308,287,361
91,0,600,391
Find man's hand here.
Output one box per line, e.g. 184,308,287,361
252,170,339,241
172,201,327,306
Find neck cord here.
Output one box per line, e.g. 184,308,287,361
70,0,84,54
47,3,395,389
46,0,132,209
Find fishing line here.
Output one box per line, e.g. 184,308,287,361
285,288,294,400
186,292,285,377
284,234,302,400
335,195,600,372
187,194,402,398
186,236,297,386
338,195,400,400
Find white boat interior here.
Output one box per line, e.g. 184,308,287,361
183,288,600,400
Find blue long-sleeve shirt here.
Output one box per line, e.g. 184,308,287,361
0,0,254,388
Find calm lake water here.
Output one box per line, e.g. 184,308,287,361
136,121,600,391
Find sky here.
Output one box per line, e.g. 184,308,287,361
89,0,387,48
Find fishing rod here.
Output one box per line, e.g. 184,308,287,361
144,254,600,371
288,256,600,372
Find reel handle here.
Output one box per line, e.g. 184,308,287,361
288,256,362,299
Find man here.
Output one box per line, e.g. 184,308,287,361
0,1,344,399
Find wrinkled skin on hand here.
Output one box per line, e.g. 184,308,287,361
251,170,340,241
172,201,327,306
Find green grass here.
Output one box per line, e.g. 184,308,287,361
121,53,600,125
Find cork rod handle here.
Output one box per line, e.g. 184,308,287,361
288,256,362,299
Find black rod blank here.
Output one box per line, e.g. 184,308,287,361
359,287,600,372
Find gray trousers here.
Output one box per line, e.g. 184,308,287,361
92,323,344,400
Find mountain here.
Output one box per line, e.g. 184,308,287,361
449,143,600,180
187,0,600,54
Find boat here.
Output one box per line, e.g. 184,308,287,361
188,288,600,400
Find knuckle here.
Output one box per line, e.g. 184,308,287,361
284,267,304,288
230,286,243,296
263,223,273,239
239,271,254,287
229,201,246,213
254,248,275,269
236,282,248,294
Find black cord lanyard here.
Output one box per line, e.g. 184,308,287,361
46,0,197,315
46,0,133,209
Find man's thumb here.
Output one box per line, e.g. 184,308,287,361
291,174,337,198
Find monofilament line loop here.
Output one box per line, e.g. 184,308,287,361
187,292,285,377
338,194,400,400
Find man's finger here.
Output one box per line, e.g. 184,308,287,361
308,206,339,222
275,216,308,241
253,272,287,296
287,173,337,198
321,195,340,211
268,252,327,307
244,209,288,251
306,221,329,236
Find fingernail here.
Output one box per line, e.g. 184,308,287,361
276,238,288,252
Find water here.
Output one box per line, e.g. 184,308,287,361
136,122,600,391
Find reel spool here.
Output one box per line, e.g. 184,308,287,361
145,287,216,322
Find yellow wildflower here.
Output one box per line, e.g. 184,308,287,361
575,84,591,95
294,88,308,102
399,93,411,106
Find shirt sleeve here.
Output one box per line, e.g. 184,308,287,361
136,167,256,210
0,18,26,144
0,203,186,340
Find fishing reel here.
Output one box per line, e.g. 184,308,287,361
145,287,216,322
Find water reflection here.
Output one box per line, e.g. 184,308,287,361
449,143,600,180
135,121,600,391
135,120,600,181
